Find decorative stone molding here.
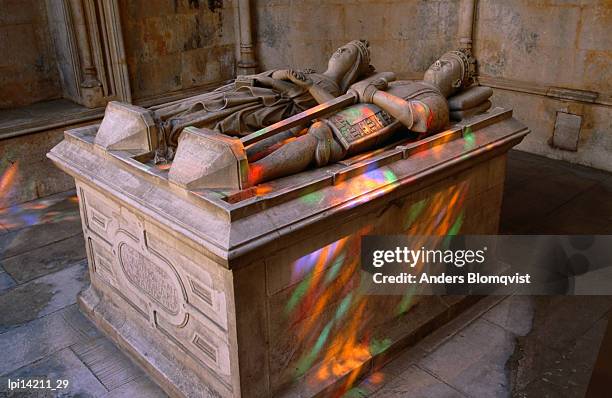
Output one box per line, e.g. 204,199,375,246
94,101,158,152
477,75,608,106
46,0,131,108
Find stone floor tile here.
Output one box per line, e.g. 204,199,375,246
483,296,535,337
0,190,79,233
500,150,612,234
0,218,82,261
0,269,16,293
101,375,168,398
71,337,145,391
346,371,390,397
0,306,92,376
507,151,610,183
416,296,505,354
527,207,612,234
510,312,608,397
515,378,572,398
0,348,107,397
529,296,612,352
499,188,561,233
0,261,88,333
420,319,515,398
61,302,103,340
372,345,428,379
371,366,465,398
1,234,86,284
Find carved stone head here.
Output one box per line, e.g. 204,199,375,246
327,40,374,92
424,49,476,97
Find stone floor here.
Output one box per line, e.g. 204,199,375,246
0,150,610,397
0,99,102,138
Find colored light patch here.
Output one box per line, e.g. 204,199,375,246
301,190,323,205
336,168,401,211
463,127,476,150
447,210,464,236
334,293,353,321
395,285,417,315
369,338,392,356
382,169,397,183
324,253,346,284
295,322,333,377
404,198,428,230
285,273,313,314
0,161,19,209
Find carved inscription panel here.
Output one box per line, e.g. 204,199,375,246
118,242,181,315
78,183,233,388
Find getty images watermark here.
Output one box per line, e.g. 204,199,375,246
361,235,612,295
370,245,531,286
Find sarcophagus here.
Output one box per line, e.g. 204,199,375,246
48,107,528,397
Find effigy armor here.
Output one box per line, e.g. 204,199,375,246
322,103,398,155
321,81,448,156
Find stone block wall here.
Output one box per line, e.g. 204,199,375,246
0,0,62,108
253,0,461,80
475,0,612,172
252,0,611,172
1,0,610,209
118,0,237,102
0,122,93,208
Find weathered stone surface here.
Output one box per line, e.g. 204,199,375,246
0,189,78,231
371,365,464,398
72,337,146,391
0,305,90,375
48,82,527,397
101,376,168,398
483,295,534,337
526,296,612,352
0,0,61,108
420,319,515,397
488,74,612,174
94,102,159,152
119,0,236,101
0,267,16,293
552,111,582,151
509,299,611,397
1,235,86,283
254,0,460,81
0,125,85,208
0,348,107,397
0,218,82,260
0,261,88,333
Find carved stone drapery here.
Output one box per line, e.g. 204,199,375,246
46,0,130,108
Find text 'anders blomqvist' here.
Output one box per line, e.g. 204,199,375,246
370,246,531,286
372,272,531,286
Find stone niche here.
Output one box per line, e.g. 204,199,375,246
48,107,528,397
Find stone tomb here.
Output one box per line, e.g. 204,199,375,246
48,107,528,397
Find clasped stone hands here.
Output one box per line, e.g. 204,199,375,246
348,71,396,103
271,69,314,88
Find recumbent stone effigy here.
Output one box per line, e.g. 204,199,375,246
48,41,529,397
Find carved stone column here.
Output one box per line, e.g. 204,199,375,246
46,0,131,108
235,0,258,75
69,0,104,107
458,0,476,50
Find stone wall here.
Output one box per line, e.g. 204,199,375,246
118,0,237,103
252,0,612,172
0,0,62,108
475,0,612,172
0,122,92,207
252,0,461,79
